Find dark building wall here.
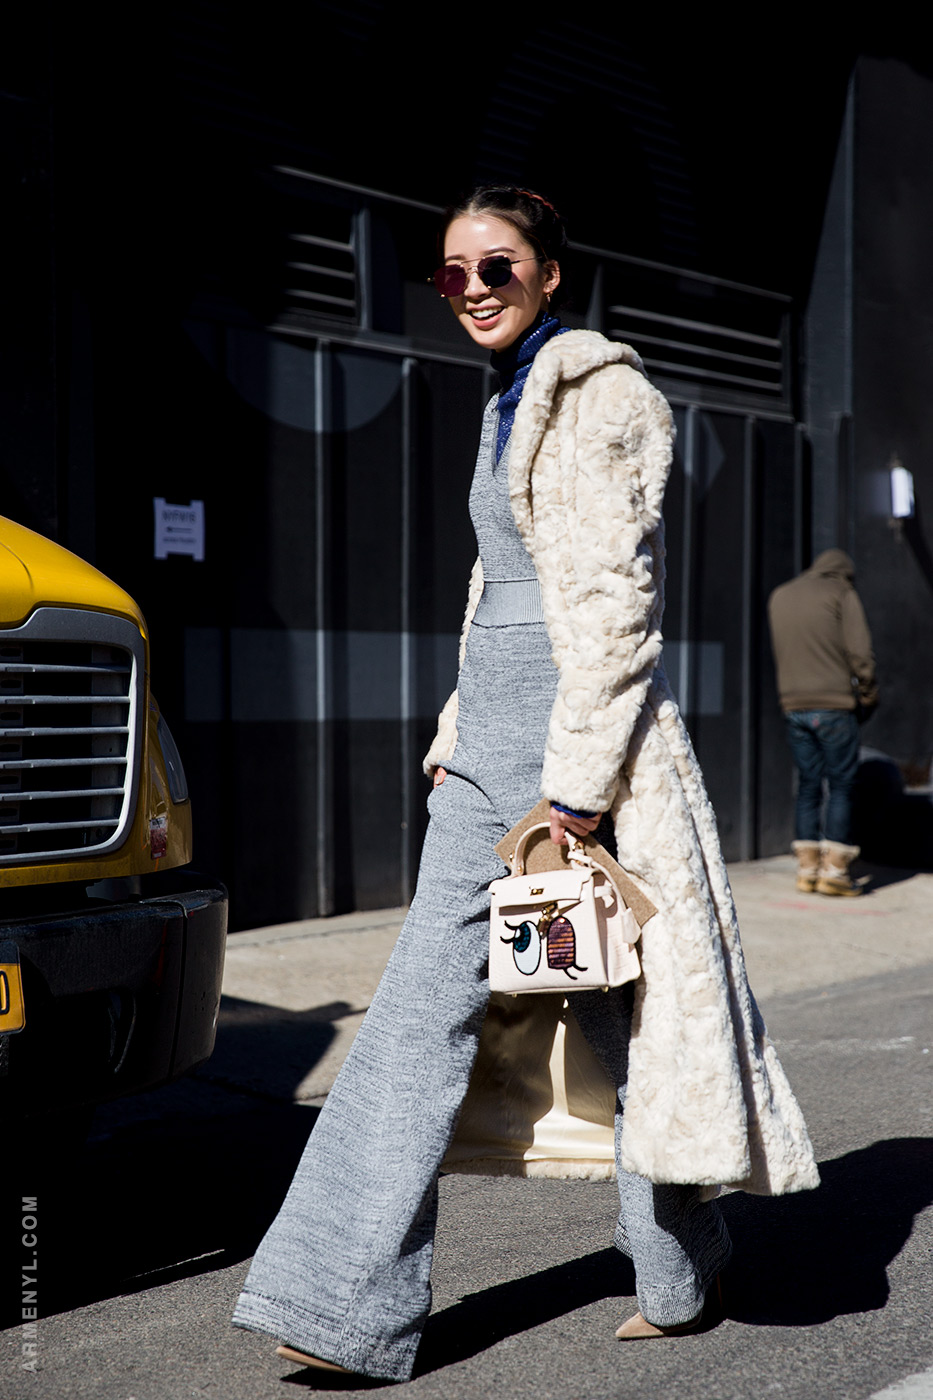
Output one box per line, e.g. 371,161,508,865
5,13,931,922
0,16,58,540
805,55,933,782
852,58,933,777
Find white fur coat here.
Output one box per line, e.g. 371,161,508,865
427,330,819,1196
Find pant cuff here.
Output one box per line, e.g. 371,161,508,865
232,1288,418,1382
637,1227,732,1328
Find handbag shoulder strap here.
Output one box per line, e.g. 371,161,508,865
565,834,656,931
564,835,626,912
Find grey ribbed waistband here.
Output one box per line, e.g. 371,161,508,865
472,577,545,627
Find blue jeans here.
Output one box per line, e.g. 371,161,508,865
785,709,859,844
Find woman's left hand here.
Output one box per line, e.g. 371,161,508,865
549,805,602,846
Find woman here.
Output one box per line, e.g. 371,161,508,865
233,186,819,1380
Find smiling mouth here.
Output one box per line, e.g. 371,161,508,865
469,307,504,321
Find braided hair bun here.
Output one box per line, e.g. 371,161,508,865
440,185,568,269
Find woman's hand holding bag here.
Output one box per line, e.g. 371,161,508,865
488,823,642,994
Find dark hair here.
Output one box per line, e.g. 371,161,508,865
439,184,568,268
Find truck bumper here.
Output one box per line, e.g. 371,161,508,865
0,873,227,1112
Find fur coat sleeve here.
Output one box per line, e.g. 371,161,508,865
507,337,671,811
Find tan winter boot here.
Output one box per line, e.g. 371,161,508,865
816,841,861,896
791,841,821,893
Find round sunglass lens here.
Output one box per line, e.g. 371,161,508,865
434,265,467,297
479,256,513,289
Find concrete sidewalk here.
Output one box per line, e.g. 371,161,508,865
216,855,933,1107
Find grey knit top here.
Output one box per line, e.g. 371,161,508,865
469,398,545,628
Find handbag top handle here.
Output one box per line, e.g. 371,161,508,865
507,822,660,932
509,822,580,876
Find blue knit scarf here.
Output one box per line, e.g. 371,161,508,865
491,311,567,463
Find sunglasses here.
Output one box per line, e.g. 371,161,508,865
432,255,540,299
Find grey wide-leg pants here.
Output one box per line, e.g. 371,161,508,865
233,772,731,1381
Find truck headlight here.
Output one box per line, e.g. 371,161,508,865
157,714,189,804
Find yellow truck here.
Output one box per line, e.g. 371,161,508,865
0,515,226,1122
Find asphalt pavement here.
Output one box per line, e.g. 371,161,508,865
2,854,931,1400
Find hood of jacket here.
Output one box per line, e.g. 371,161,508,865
507,331,646,488
808,548,854,580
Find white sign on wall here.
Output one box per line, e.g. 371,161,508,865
154,498,205,561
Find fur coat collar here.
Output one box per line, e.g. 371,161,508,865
434,330,819,1196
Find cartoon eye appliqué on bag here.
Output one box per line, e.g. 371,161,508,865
545,914,586,975
502,919,542,975
502,909,588,980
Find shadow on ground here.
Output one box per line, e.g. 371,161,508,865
852,861,924,892
855,755,933,869
0,1093,320,1325
721,1137,933,1323
0,991,362,1323
205,994,364,1101
2,1117,930,1367
413,1137,933,1375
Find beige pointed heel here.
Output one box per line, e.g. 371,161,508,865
276,1344,353,1374
615,1273,723,1340
615,1310,703,1338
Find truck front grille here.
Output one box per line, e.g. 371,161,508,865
0,609,145,864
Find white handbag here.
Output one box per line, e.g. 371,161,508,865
488,823,642,994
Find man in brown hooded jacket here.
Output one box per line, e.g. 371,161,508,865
768,549,878,895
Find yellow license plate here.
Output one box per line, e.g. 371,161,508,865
0,942,25,1033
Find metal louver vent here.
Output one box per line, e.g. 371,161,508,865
0,609,145,865
601,260,792,410
266,168,364,324
610,302,787,401
283,211,357,320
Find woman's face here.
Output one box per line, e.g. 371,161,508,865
442,214,560,352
